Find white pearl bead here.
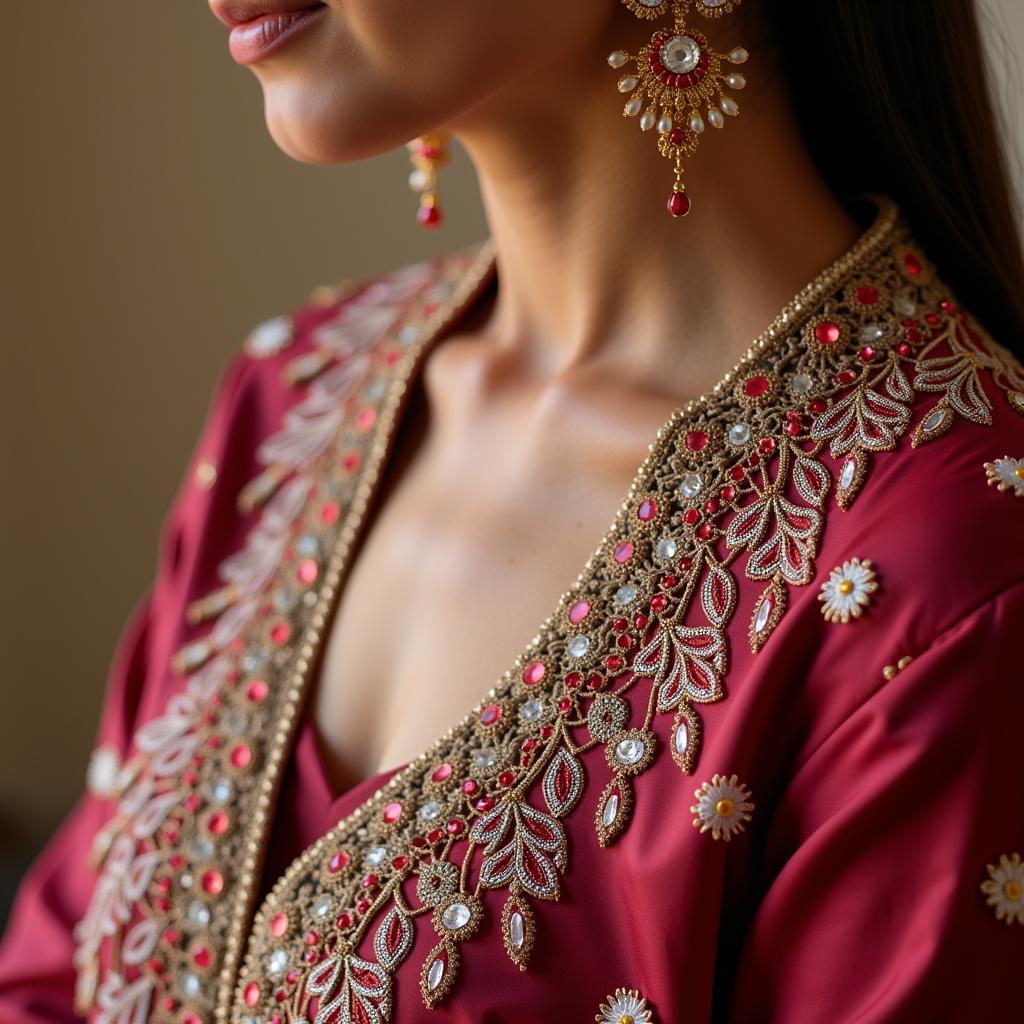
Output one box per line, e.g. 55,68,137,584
617,75,638,93
607,51,627,68
624,98,643,116
408,169,428,191
657,114,674,133
725,73,746,89
720,96,739,116
708,107,725,128
729,47,749,64
689,114,705,133
640,109,656,131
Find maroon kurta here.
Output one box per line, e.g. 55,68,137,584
1,194,1022,1024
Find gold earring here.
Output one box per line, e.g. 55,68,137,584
608,0,749,217
406,132,450,228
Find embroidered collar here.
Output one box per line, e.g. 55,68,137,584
73,195,1024,1024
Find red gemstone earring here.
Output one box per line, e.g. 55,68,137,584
407,132,450,229
608,0,749,217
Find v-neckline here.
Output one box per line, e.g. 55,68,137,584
230,192,903,1016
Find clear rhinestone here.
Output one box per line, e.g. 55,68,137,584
840,458,856,490
179,873,193,890
654,537,677,561
509,910,525,948
615,583,638,605
398,324,419,346
313,896,331,917
274,587,298,613
859,324,885,342
521,699,544,723
365,846,388,868
754,596,773,634
790,373,814,395
567,635,591,659
190,838,214,862
727,422,751,446
225,708,249,735
602,793,620,827
418,800,441,822
471,748,497,771
210,779,232,804
296,534,319,557
679,472,703,499
366,378,387,401
893,295,917,317
660,34,701,74
179,974,201,999
187,902,211,927
268,950,288,976
923,409,945,432
441,902,472,931
246,316,292,358
427,958,445,991
674,722,689,754
615,737,646,765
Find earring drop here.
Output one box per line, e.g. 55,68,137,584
407,132,450,229
608,0,749,217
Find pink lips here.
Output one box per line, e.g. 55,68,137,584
210,1,327,65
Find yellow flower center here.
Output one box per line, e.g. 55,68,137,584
619,1017,635,1024
715,798,735,818
1014,466,1024,479
1005,880,1023,901
838,579,855,595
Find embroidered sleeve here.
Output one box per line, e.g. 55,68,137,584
724,580,1024,1023
0,341,261,1020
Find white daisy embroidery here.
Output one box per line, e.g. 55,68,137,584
980,851,1024,925
691,773,754,841
983,456,1024,498
818,557,878,623
595,987,653,1024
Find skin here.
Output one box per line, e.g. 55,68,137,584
211,0,864,792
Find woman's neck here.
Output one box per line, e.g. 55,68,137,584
452,19,863,403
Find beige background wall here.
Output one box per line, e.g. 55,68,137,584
2,2,1022,912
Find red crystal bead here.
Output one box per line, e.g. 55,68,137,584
431,762,453,783
814,320,841,345
896,342,911,356
270,913,288,937
730,464,746,481
637,498,658,521
720,484,736,500
704,497,720,514
612,617,628,632
743,375,770,398
557,697,573,713
297,559,318,585
669,128,685,145
446,819,465,835
356,899,370,915
522,660,546,685
391,855,410,870
418,204,442,228
461,779,478,795
697,523,712,539
683,508,700,525
540,724,554,739
667,190,691,217
479,704,502,726
855,285,879,305
758,437,776,455
563,671,582,689
475,797,494,812
650,594,667,613
858,346,875,362
925,312,941,326
328,850,350,873
521,737,536,752
355,408,377,431
498,770,516,787
586,673,604,691
207,812,228,836
361,874,378,890
634,613,649,629
247,680,268,702
320,500,341,524
427,828,444,844
337,912,353,930
230,744,252,769
202,870,223,895
835,370,858,386
810,398,828,414
784,420,801,436
568,600,590,623
613,540,634,563
616,634,633,649
382,802,403,824
605,654,624,671
903,251,922,275
905,327,922,343
270,622,291,646
685,429,708,451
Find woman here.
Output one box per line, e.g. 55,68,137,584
2,0,1023,1021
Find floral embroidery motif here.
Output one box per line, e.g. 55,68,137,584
596,987,654,1024
690,773,753,841
818,557,878,623
69,198,1024,1024
980,851,1024,925
984,455,1024,498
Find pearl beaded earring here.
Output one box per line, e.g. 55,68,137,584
407,132,450,229
608,0,749,217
